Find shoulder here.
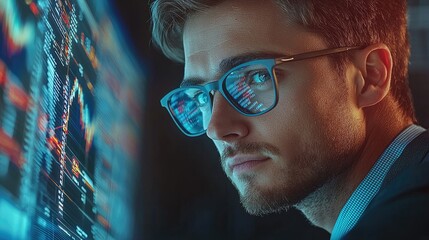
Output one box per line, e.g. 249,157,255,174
343,159,429,239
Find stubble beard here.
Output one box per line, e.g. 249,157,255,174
220,142,293,216
223,135,362,217
234,173,293,216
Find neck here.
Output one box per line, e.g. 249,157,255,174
295,103,413,233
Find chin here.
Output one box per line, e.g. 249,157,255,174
234,177,295,216
240,191,292,216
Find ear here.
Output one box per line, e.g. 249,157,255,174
355,44,392,108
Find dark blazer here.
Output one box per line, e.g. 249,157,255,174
343,130,429,240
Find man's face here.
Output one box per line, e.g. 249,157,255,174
182,0,365,215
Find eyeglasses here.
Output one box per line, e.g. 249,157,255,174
160,46,362,137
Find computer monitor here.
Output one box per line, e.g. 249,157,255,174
0,0,143,239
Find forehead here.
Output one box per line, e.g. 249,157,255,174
182,0,327,80
183,1,288,62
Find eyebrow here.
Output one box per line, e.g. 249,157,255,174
180,51,287,87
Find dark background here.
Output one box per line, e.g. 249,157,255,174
112,1,428,239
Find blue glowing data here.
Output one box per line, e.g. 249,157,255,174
0,0,144,239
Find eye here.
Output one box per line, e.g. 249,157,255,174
247,70,271,86
194,91,209,107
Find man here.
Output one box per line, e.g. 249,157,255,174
151,0,429,239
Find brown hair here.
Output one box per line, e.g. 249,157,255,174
151,0,416,121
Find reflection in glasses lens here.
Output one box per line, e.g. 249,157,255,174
169,88,212,135
225,64,275,114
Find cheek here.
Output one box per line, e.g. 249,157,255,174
263,65,347,152
253,83,312,160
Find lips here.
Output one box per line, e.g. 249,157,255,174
227,155,270,174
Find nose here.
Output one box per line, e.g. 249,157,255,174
206,92,249,141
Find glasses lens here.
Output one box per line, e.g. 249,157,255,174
168,88,211,136
224,64,275,115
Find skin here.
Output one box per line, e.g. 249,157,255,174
181,0,411,233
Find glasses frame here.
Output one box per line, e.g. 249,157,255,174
161,46,362,137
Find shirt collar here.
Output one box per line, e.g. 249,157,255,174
330,124,426,240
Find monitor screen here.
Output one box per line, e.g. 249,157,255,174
0,0,144,239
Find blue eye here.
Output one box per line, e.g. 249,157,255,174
194,91,209,107
247,70,271,85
